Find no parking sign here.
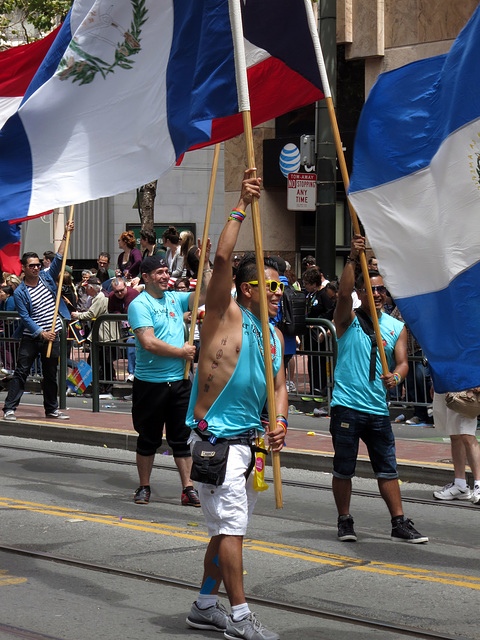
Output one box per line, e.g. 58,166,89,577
287,173,317,211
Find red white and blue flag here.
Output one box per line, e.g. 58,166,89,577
0,0,324,224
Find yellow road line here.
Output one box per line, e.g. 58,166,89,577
0,568,27,586
0,497,478,590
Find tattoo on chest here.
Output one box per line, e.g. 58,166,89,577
216,349,224,359
221,336,228,346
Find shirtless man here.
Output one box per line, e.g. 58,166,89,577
185,170,288,640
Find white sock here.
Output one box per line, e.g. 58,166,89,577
196,594,217,610
231,603,251,621
455,478,467,489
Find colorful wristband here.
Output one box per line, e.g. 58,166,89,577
228,209,246,223
277,422,287,436
393,372,401,385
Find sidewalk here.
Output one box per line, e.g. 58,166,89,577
0,394,456,486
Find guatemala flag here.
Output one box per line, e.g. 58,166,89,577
0,0,324,224
348,6,480,393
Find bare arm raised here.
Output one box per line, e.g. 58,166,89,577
205,168,261,319
334,234,364,338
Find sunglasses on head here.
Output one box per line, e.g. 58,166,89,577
247,280,285,293
362,285,387,295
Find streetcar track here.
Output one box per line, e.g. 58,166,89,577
0,543,470,640
0,442,478,511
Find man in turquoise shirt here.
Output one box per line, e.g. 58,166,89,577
185,170,287,640
128,248,211,507
331,234,428,544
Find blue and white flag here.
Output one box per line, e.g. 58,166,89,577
348,6,480,393
0,0,324,223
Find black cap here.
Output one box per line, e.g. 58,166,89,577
268,255,286,275
141,254,168,275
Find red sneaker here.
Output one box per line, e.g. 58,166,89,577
181,486,201,507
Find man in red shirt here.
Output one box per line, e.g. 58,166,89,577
108,278,139,383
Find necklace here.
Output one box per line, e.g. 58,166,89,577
238,304,277,362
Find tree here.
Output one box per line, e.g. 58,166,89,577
0,0,72,45
140,181,157,232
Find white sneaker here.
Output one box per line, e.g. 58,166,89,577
433,482,472,501
3,410,16,421
472,486,480,504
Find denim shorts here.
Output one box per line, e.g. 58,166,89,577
329,405,398,479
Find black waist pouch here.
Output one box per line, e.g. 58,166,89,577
191,439,230,486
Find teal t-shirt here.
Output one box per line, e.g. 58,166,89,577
331,312,404,415
186,306,282,437
127,290,190,383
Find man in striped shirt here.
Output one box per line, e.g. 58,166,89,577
2,221,74,422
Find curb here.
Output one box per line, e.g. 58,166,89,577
0,419,453,487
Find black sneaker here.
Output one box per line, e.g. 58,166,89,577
337,514,357,541
134,485,151,504
391,516,428,543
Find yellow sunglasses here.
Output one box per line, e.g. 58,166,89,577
246,280,285,293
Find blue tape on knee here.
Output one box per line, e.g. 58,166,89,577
200,576,217,595
212,554,219,567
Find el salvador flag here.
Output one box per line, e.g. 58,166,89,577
348,5,480,393
0,0,323,224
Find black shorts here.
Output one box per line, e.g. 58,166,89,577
132,378,192,458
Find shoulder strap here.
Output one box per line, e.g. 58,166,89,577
355,308,377,382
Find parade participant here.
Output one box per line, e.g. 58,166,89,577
2,222,74,421
330,234,428,544
127,246,211,507
185,169,287,640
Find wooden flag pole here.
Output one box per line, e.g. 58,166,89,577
242,110,283,509
301,0,389,375
324,97,389,375
184,143,220,379
46,204,74,358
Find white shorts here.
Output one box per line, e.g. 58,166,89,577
189,432,258,537
433,393,478,436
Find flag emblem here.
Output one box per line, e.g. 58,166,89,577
58,0,147,85
468,134,480,190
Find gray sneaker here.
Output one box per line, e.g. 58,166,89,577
224,613,279,640
45,410,70,420
186,601,228,631
3,410,16,421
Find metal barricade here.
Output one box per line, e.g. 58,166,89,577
90,313,131,412
286,318,337,409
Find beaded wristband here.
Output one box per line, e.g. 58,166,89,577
393,372,401,385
